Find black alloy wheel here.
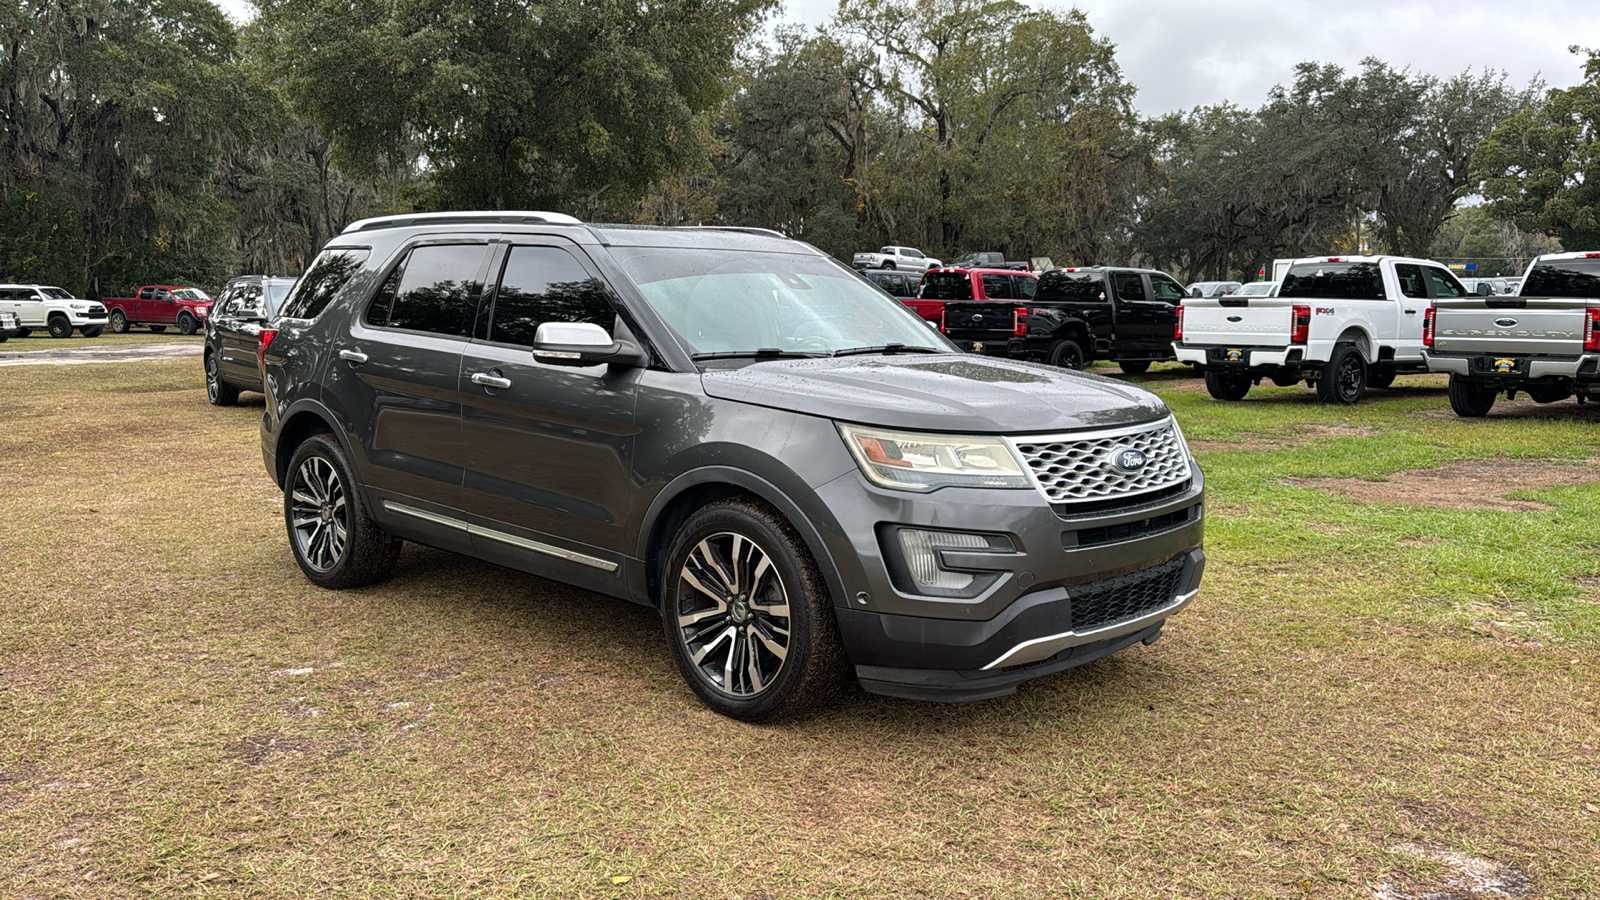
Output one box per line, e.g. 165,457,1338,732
1316,343,1366,405
662,499,846,721
1118,360,1151,375
206,352,240,406
80,325,103,338
1204,368,1251,401
1047,338,1086,370
284,434,400,589
178,313,197,336
47,315,73,338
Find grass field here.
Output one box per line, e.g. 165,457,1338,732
1,360,1596,899
0,331,200,352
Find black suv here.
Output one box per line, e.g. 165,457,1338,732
205,275,298,405
259,212,1205,720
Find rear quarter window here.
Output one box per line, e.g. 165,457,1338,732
280,248,372,320
1280,262,1384,300
1521,258,1600,297
1035,272,1107,303
920,273,974,301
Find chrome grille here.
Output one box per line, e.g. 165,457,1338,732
1012,420,1190,505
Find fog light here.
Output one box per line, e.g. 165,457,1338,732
897,529,988,591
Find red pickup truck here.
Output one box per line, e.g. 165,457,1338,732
104,285,215,335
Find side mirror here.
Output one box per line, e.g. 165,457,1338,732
531,321,645,368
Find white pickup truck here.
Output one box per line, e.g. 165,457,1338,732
1423,251,1600,417
1173,255,1469,404
851,245,942,272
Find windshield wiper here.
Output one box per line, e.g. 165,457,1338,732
690,348,829,361
830,343,947,357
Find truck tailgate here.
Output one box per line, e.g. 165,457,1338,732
944,301,1018,342
1431,298,1591,357
1180,299,1293,347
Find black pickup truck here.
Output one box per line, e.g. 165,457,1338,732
944,266,1186,373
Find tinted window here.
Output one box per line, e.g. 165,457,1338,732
920,272,974,301
1016,276,1037,300
281,248,371,320
1150,275,1185,302
1426,267,1465,299
1280,262,1383,300
376,244,485,335
1112,273,1146,301
489,246,614,346
1521,258,1600,298
1035,271,1107,302
981,274,1014,300
1394,264,1427,299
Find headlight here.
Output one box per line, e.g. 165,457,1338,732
839,425,1031,492
195,307,208,316
70,303,89,311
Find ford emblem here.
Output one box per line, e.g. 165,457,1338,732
1493,317,1518,328
1108,446,1147,474
974,314,983,321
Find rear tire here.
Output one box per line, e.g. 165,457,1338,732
881,261,896,270
1047,338,1086,370
177,313,197,336
1118,360,1151,375
1316,343,1366,405
16,327,31,337
1447,374,1497,417
80,325,103,338
149,325,167,333
47,315,73,338
1204,368,1251,401
1367,368,1396,389
206,352,240,406
284,434,400,589
109,310,129,333
661,499,847,722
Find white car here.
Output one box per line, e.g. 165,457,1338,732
852,246,942,272
0,310,20,341
0,284,111,338
1231,281,1278,297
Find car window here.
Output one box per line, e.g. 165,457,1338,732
369,244,485,335
1280,262,1384,300
905,248,924,259
1394,264,1427,299
1015,276,1037,300
981,274,1014,300
1520,257,1600,297
488,246,616,346
1150,275,1185,302
919,272,974,301
281,248,372,320
1036,272,1107,302
1112,273,1146,301
1426,267,1465,299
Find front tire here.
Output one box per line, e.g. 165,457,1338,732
205,352,240,406
1447,374,1497,417
80,325,103,338
1367,368,1396,389
109,310,129,333
1204,368,1251,400
16,327,30,337
1316,343,1366,405
149,325,167,333
1047,338,1086,370
661,499,847,722
1118,360,1151,375
284,434,400,589
177,313,197,335
47,315,73,338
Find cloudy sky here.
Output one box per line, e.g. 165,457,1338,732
219,0,1600,116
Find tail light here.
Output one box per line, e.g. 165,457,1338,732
1423,307,1436,348
1012,306,1030,337
1585,307,1600,352
1289,305,1311,344
258,326,279,370
1174,305,1184,341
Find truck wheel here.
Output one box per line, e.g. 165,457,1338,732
47,315,73,338
1118,360,1151,375
881,261,896,270
661,498,847,722
1204,368,1251,401
1447,374,1497,417
177,313,197,335
285,434,400,589
1524,383,1572,404
16,327,30,337
1316,343,1366,405
1368,368,1396,389
109,310,129,333
80,325,104,338
1047,339,1086,370
206,352,240,406
149,325,167,333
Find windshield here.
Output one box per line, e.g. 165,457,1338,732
1522,258,1600,298
172,288,211,302
41,287,75,300
609,247,952,358
1236,282,1275,296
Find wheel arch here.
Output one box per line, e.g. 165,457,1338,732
637,467,848,611
272,400,355,490
1334,327,1375,361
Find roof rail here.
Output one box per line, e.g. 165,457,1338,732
341,211,584,234
678,225,789,239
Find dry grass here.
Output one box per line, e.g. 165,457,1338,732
1,360,1597,899
0,331,198,352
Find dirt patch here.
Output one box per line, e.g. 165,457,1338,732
1285,457,1600,512
1375,843,1536,899
1191,423,1380,454
1420,396,1600,422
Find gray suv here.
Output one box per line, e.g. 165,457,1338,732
260,212,1205,720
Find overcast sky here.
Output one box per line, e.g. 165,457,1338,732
219,0,1600,116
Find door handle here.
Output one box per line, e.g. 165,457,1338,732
471,371,512,390
339,349,368,363
1404,309,1417,315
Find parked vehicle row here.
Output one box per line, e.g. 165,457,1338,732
205,275,298,405
103,284,214,335
0,284,109,337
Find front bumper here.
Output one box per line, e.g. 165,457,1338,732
845,547,1204,701
1423,351,1600,381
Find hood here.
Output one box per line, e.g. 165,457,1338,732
700,354,1169,434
